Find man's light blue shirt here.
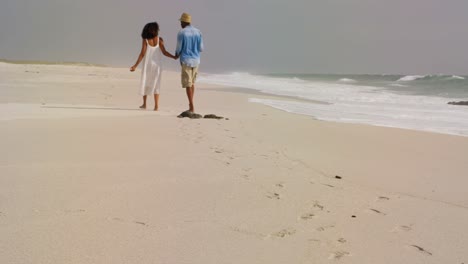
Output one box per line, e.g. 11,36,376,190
175,25,204,67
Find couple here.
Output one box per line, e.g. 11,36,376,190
130,13,203,112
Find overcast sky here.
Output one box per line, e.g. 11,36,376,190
1,0,467,74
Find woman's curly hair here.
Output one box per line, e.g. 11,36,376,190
141,22,159,39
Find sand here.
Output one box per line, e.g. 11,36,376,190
1,62,467,263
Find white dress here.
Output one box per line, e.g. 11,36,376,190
140,38,163,95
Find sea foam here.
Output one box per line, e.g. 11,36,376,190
338,78,357,83
397,75,427,82
199,72,468,137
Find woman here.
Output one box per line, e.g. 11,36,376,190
130,22,176,110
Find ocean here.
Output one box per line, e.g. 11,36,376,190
199,73,468,137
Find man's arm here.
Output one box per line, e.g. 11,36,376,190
175,32,183,58
199,33,204,52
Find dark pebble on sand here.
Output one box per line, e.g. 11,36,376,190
351,215,356,218
335,175,342,179
204,114,224,119
448,101,468,106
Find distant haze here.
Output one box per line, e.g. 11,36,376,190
1,0,468,74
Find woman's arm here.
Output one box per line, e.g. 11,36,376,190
159,38,177,59
130,39,147,71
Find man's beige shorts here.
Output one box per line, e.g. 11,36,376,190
181,64,198,88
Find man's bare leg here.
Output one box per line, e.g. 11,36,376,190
186,85,195,112
153,94,159,111
190,85,195,111
140,95,147,109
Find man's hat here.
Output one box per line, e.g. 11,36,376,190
179,13,192,23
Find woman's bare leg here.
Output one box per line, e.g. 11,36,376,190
140,95,147,109
153,94,159,111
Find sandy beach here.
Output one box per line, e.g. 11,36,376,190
1,62,468,263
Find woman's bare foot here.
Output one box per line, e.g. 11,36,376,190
153,107,158,111
139,104,146,109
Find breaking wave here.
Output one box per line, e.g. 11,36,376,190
397,75,428,82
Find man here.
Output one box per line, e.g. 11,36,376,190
175,12,204,112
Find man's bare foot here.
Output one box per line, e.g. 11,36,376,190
154,107,158,111
139,104,146,109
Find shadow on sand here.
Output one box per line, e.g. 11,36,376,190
41,106,142,111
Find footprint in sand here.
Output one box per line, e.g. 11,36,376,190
266,192,281,200
377,196,390,202
316,225,335,232
229,226,265,239
212,147,237,162
308,238,321,243
328,251,350,260
109,217,149,227
300,201,326,221
264,183,285,198
367,208,387,215
313,201,325,211
391,225,413,233
408,245,432,256
240,168,252,180
300,213,316,220
271,228,296,238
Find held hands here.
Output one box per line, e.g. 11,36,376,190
130,65,137,72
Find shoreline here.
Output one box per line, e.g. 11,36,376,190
207,85,468,138
198,72,468,138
